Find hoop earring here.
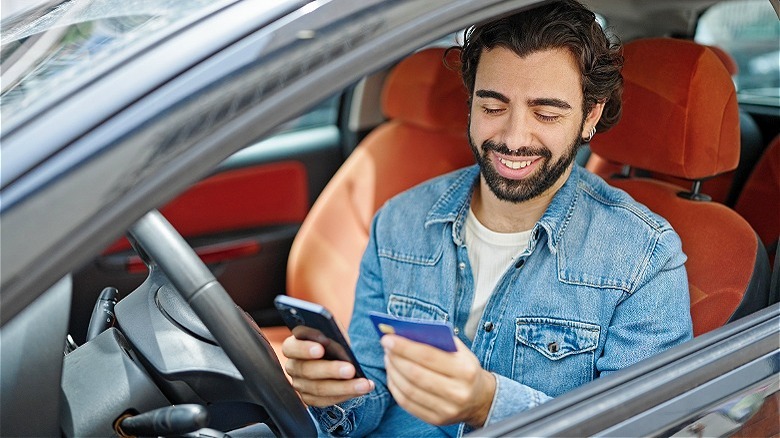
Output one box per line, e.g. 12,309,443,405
583,126,596,142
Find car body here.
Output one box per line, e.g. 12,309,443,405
1,0,778,436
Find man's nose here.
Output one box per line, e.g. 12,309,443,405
500,111,533,151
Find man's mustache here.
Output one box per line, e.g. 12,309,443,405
481,140,552,159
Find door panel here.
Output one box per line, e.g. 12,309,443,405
70,103,345,343
102,160,309,255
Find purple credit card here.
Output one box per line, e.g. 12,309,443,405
368,311,457,352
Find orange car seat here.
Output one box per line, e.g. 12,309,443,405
261,48,474,357
589,38,772,336
735,134,780,267
586,44,764,206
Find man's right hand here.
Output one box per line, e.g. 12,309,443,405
282,335,375,407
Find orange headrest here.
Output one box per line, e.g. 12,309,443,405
707,45,739,76
382,48,469,132
591,38,740,180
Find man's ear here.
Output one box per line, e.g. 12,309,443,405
582,100,606,138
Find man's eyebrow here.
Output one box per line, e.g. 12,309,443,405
475,89,510,103
528,97,572,110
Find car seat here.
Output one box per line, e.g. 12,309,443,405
586,44,764,207
735,134,780,268
261,48,474,358
589,38,772,336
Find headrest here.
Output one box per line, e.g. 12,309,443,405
707,45,739,76
382,48,469,132
591,38,740,180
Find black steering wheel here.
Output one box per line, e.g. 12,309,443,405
128,210,316,437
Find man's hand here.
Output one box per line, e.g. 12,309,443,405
381,334,496,428
282,335,375,407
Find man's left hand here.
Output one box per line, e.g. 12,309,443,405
381,334,496,427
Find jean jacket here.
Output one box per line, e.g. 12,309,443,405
311,164,693,437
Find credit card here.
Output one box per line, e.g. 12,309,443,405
368,311,457,352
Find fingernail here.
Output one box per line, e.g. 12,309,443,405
309,345,322,357
339,365,353,378
380,336,394,349
354,380,370,393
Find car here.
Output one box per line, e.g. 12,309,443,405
1,0,778,437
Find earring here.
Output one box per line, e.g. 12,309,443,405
583,126,596,142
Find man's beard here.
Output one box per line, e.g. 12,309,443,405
468,124,584,203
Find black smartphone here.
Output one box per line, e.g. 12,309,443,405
273,295,366,379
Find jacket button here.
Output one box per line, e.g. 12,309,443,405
547,342,559,353
483,322,494,332
453,327,460,335
459,262,466,270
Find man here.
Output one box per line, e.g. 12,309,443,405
282,0,693,436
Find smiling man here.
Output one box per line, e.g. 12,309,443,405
282,1,693,436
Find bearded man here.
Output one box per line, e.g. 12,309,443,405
282,1,693,436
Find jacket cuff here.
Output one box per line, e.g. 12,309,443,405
484,373,552,426
310,396,366,436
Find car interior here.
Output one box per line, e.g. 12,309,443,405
70,2,779,342
267,34,780,359
6,0,777,436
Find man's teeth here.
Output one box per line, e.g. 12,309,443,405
498,157,533,170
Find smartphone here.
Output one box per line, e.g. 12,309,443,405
273,295,365,379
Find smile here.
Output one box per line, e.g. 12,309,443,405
498,157,534,170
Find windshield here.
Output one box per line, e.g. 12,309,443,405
0,0,233,124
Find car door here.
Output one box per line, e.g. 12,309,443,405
69,95,349,342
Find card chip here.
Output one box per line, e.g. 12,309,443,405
378,323,396,335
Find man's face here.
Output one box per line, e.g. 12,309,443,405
469,46,591,203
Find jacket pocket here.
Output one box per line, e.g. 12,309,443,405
387,294,450,322
512,317,600,396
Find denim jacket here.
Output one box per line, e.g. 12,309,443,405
311,164,693,437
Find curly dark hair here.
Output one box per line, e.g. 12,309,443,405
452,0,624,132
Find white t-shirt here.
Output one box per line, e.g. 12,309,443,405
463,208,532,340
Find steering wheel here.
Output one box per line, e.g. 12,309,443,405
128,210,316,437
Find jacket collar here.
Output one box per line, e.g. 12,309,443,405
424,164,582,253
